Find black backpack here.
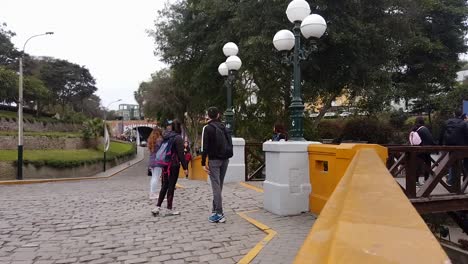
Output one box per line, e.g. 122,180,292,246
444,119,467,145
209,123,233,159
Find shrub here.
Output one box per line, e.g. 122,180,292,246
389,110,409,130
341,117,394,144
81,118,103,140
316,120,345,140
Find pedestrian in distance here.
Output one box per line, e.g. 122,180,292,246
183,141,192,179
272,123,288,142
201,107,233,223
409,117,435,186
439,110,468,187
151,119,188,216
148,127,164,200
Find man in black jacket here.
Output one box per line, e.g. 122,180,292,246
440,110,468,186
201,107,232,223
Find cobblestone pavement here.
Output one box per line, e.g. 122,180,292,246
0,159,316,264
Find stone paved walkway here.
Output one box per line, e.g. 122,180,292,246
0,157,316,264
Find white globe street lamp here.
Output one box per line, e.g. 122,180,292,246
286,0,311,23
223,42,239,57
273,1,327,141
273,30,295,51
219,43,242,135
301,14,327,39
218,62,228,76
225,55,242,71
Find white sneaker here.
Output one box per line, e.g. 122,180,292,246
151,207,161,216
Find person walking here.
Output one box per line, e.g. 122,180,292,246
151,120,188,216
201,107,233,223
148,127,164,200
183,141,192,179
409,117,435,186
439,110,468,187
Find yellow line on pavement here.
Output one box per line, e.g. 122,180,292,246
237,211,277,264
239,182,264,193
0,159,144,185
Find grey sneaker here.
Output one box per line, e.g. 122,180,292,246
166,209,180,216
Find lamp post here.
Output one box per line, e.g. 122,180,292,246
103,99,122,172
17,32,54,180
273,0,327,141
218,42,242,135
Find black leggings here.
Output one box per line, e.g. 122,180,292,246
157,165,180,210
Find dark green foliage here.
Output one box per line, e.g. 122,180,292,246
389,110,410,129
316,120,345,140
341,118,394,144
145,0,468,142
81,118,103,140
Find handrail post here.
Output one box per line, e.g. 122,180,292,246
405,151,417,198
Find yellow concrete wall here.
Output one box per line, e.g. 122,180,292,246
185,155,208,181
308,143,387,214
178,161,192,178
295,149,450,264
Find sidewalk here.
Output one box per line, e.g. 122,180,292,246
0,152,316,264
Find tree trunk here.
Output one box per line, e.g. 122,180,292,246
311,91,341,130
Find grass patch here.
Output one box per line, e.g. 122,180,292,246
0,110,58,123
0,141,136,168
0,131,82,138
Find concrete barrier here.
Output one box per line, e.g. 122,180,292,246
308,143,387,214
294,148,450,263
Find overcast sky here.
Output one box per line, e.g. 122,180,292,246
1,0,169,110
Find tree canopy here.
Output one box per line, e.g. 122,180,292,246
0,22,103,120
143,0,467,141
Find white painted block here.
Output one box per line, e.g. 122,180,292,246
263,141,321,216
224,137,245,183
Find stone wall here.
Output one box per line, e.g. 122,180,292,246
0,136,99,150
0,118,82,132
0,154,135,181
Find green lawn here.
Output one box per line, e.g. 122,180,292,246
0,131,82,138
0,141,136,168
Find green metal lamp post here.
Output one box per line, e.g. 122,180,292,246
273,0,327,141
219,42,242,136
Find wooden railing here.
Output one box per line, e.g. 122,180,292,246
244,142,265,181
386,146,468,213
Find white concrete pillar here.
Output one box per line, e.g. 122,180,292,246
224,137,246,183
263,141,321,216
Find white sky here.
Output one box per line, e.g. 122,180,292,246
1,0,169,110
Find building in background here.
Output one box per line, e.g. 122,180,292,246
117,104,141,120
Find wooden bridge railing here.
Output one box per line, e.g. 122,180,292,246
386,145,468,213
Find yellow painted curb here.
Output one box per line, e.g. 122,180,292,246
237,211,277,264
0,158,144,185
239,182,264,193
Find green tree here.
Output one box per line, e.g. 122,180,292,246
37,57,97,111
0,66,17,104
23,76,50,115
148,0,468,141
0,22,19,67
